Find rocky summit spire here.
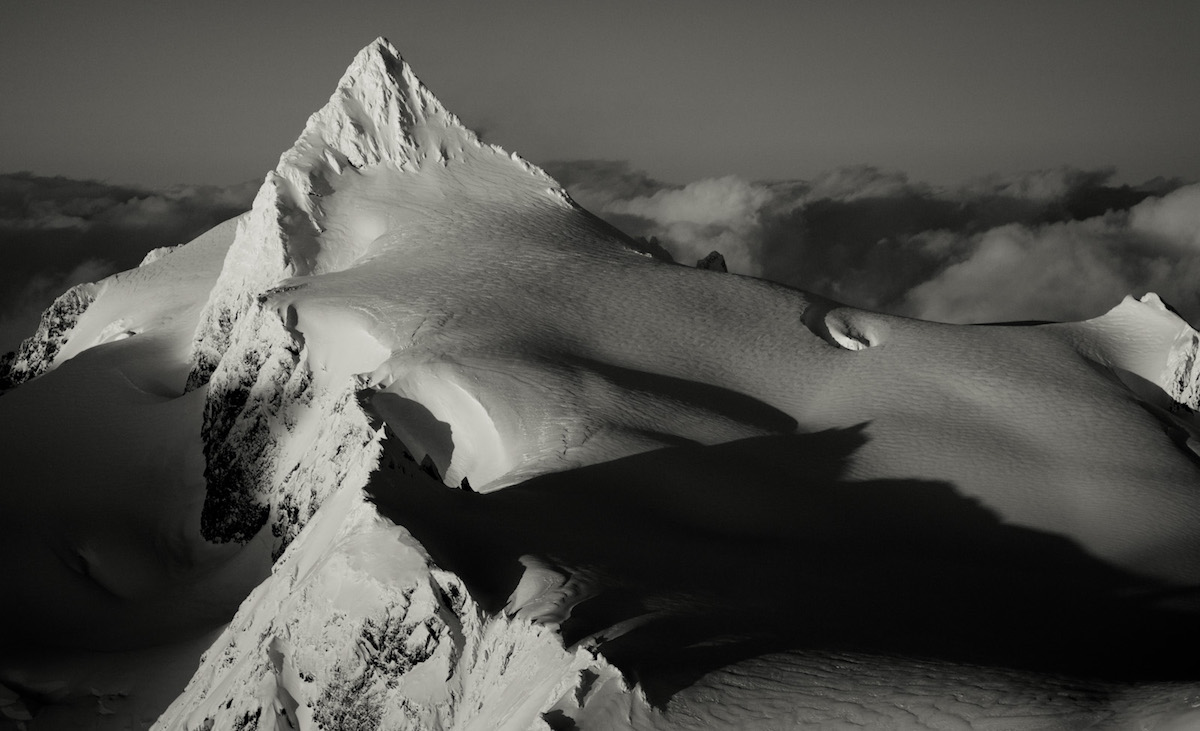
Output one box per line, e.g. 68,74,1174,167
185,38,498,390
280,37,478,180
179,37,577,554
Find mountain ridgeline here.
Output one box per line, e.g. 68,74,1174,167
4,38,1200,731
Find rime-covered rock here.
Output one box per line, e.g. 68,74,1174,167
0,282,97,390
696,250,728,272
156,486,632,731
1167,327,1200,411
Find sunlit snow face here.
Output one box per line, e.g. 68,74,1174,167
264,178,1200,686
7,40,1200,726
273,161,1200,589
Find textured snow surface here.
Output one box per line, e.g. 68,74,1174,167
7,37,1200,731
183,38,587,556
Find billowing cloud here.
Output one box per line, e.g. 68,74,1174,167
1128,184,1200,250
5,164,1196,356
606,176,775,274
548,160,1196,324
541,160,664,207
904,186,1200,324
805,165,929,202
0,172,256,353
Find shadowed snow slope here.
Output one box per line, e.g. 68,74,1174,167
7,38,1200,731
0,216,272,727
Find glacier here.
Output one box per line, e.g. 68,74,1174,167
4,37,1200,730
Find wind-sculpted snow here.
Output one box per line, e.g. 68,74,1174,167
1123,294,1200,413
0,281,97,390
1058,293,1200,417
165,37,1200,731
140,244,184,267
609,652,1200,730
9,37,1200,731
186,38,542,391
184,38,577,551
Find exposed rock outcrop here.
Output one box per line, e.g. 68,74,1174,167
1167,327,1200,411
0,282,97,391
157,486,632,731
197,294,377,556
696,250,728,272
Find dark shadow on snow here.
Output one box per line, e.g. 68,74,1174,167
561,354,799,433
370,392,455,481
364,423,1200,706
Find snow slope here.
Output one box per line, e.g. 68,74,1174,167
7,37,1200,731
0,216,273,727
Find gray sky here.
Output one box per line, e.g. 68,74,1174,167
4,2,1200,355
2,1,1198,188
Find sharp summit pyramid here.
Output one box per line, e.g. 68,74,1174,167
4,38,1200,731
187,38,565,389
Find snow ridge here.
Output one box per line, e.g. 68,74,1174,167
281,36,481,186
195,293,379,553
186,37,510,391
12,36,1200,731
157,486,631,731
139,244,183,267
186,180,295,391
158,37,653,724
0,282,98,390
185,37,565,550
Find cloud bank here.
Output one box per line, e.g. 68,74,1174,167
3,164,1197,356
546,161,1197,324
0,173,256,353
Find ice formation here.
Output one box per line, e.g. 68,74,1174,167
5,38,1200,731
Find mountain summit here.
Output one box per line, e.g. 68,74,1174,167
290,37,478,172
186,38,565,390
4,38,1200,730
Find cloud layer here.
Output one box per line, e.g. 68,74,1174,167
0,173,255,353
3,164,1197,356
547,161,1197,324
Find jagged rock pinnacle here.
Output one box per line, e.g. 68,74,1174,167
696,250,728,272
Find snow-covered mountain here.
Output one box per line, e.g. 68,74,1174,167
4,38,1200,730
